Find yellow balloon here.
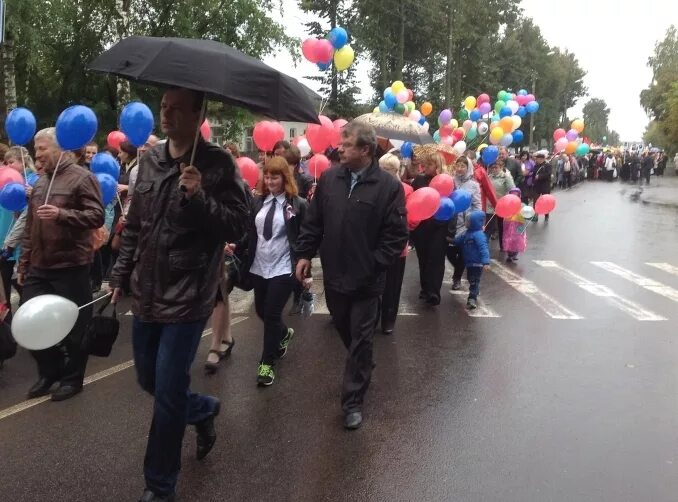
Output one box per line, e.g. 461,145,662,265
478,143,488,152
571,119,585,133
489,121,499,131
499,117,514,133
450,119,459,129
391,80,405,93
464,96,477,111
490,127,504,143
334,45,355,72
373,107,380,113
421,102,433,116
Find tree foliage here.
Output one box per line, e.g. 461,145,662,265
583,98,610,143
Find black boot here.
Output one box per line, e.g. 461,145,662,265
27,378,56,399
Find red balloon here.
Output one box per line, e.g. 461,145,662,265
308,154,330,178
313,39,334,64
494,194,522,218
330,119,348,148
253,121,284,152
553,128,566,141
107,131,126,150
440,124,453,137
452,128,465,141
306,115,334,153
407,217,421,231
200,120,212,141
333,119,348,130
535,194,556,215
401,181,413,199
477,93,490,104
429,173,455,197
236,157,259,189
302,38,319,63
406,187,441,221
0,167,24,190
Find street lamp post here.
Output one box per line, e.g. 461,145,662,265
528,72,536,151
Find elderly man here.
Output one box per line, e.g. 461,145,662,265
19,128,105,401
110,87,249,502
295,122,408,430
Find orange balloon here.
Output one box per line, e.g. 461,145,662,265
565,141,577,155
571,119,585,133
500,116,514,133
421,102,433,117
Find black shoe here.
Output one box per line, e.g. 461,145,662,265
27,378,56,399
426,294,440,306
344,411,363,430
467,298,478,310
51,384,83,402
381,322,394,335
418,291,428,300
139,489,175,502
195,399,220,460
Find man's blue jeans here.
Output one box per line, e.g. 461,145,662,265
132,318,218,496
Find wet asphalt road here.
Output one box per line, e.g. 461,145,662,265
1,179,678,502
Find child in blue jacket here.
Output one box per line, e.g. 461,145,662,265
453,210,490,309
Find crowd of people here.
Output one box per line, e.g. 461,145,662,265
0,87,674,501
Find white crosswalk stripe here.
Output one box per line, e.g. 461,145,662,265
646,262,678,277
449,290,501,318
592,261,678,303
535,260,666,321
489,259,582,320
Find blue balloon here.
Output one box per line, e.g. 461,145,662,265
512,130,524,144
481,145,499,165
516,106,527,118
25,172,39,187
384,89,397,109
401,142,414,159
120,102,154,147
450,189,472,213
91,152,121,180
418,116,427,126
499,106,512,118
55,105,97,151
0,183,27,212
518,89,528,96
526,101,540,114
317,62,331,71
328,27,348,49
433,197,456,221
5,108,37,145
378,101,389,113
470,109,481,121
96,173,118,206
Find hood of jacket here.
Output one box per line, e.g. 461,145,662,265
467,210,485,231
454,158,475,186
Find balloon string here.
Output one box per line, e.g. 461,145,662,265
79,292,112,310
483,213,495,231
44,152,65,205
20,147,28,181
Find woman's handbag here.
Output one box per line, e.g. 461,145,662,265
84,296,120,357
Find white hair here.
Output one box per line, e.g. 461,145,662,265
34,127,58,145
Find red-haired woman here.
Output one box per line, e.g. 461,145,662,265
248,156,308,386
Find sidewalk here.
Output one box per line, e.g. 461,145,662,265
635,168,678,208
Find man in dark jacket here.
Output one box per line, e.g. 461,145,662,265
641,152,654,185
533,151,552,221
110,87,249,502
501,147,523,186
295,122,408,430
19,127,105,401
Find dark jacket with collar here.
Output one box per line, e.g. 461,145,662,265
295,159,408,297
247,194,308,271
110,139,249,323
533,160,552,195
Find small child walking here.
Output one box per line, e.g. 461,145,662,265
453,210,490,310
502,187,528,263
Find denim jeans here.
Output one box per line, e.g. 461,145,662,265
132,318,218,496
466,266,483,300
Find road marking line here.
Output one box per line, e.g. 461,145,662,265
592,262,678,303
0,318,247,422
489,259,582,320
448,290,501,318
535,260,666,321
646,262,678,277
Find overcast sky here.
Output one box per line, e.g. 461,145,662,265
263,0,676,141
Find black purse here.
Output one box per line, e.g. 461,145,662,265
84,297,120,357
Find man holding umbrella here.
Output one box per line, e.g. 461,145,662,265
110,87,249,502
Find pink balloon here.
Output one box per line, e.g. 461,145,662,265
200,120,212,141
333,119,348,131
291,136,303,146
402,182,413,199
236,157,259,189
313,39,334,64
553,128,566,141
516,95,528,106
253,121,284,152
0,167,24,190
526,94,536,103
555,137,568,152
406,187,441,221
495,194,522,218
441,135,454,146
463,120,473,131
302,38,319,63
535,194,556,215
308,154,330,178
306,115,334,153
107,131,126,150
477,93,490,104
429,173,455,197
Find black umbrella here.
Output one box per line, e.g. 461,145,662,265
89,36,319,123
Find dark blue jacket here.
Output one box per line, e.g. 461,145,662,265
453,210,490,267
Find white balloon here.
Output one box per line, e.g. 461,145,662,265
409,110,422,123
500,133,513,147
520,205,536,219
453,140,467,155
422,122,430,132
478,122,489,135
12,295,79,350
297,138,311,157
390,139,404,150
512,115,522,130
507,100,520,114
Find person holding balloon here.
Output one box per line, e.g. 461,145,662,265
486,160,516,250
452,210,490,310
18,127,105,401
532,152,553,221
502,188,529,262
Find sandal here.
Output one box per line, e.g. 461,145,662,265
218,339,235,359
204,350,221,375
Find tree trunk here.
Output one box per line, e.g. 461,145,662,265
2,40,17,113
115,0,131,107
444,0,454,106
454,44,462,108
330,0,338,104
396,0,405,80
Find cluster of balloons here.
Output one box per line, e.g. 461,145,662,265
552,119,590,156
374,81,431,132
302,27,355,72
494,193,556,221
405,173,473,229
2,107,38,212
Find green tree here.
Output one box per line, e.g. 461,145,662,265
583,98,610,144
